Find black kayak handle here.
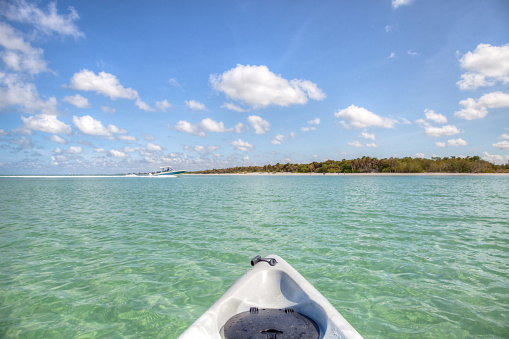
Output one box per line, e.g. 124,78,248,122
251,255,278,266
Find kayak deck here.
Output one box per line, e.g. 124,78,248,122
179,255,362,338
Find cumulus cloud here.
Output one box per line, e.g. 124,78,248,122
235,123,246,133
359,129,375,140
231,139,254,152
334,105,397,129
498,133,509,139
493,140,509,149
301,117,320,132
482,152,509,165
392,0,412,9
457,43,509,90
424,125,461,137
50,134,66,144
109,149,127,158
247,115,270,134
366,143,378,147
156,99,171,112
3,0,84,39
0,23,49,75
174,118,231,137
210,64,325,109
68,70,153,110
424,108,447,124
63,94,90,108
221,102,246,112
68,70,138,100
0,73,58,114
271,134,285,145
414,153,425,159
436,138,467,147
21,114,71,134
135,98,155,112
73,115,127,137
185,100,206,111
146,143,162,152
455,91,509,120
66,146,82,154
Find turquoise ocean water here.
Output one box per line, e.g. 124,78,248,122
0,175,508,338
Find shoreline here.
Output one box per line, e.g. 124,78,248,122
188,172,509,176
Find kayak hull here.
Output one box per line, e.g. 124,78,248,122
179,255,362,339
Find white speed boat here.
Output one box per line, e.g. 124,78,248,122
179,255,362,339
140,166,186,176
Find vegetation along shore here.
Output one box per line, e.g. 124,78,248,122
191,156,509,175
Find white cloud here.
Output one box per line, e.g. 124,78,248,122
334,105,397,129
436,142,446,148
231,139,254,152
447,138,467,147
185,100,206,110
94,148,106,153
156,99,171,112
493,140,509,149
221,102,246,112
424,108,447,124
247,115,270,134
455,91,509,120
101,106,116,114
21,114,71,134
366,143,378,147
424,125,460,137
348,140,363,147
135,98,155,112
0,23,49,75
387,52,396,58
407,50,418,56
63,94,90,108
301,117,320,132
457,43,509,90
174,118,231,137
235,123,246,133
146,143,162,152
413,153,425,159
271,134,285,145
50,134,66,144
3,0,84,39
498,133,509,139
67,146,82,154
0,73,58,114
359,129,375,140
392,0,412,9
68,70,139,100
482,152,509,165
109,149,127,158
117,135,137,142
210,64,325,109
73,115,126,137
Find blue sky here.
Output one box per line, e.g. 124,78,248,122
0,0,508,174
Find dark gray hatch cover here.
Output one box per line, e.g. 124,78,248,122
222,307,320,339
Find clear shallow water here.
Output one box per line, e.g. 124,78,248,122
0,175,508,338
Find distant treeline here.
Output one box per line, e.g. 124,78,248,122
192,156,509,174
